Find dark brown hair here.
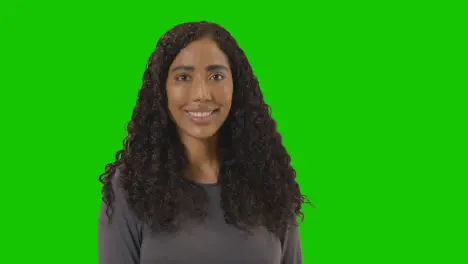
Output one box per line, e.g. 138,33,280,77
99,21,310,238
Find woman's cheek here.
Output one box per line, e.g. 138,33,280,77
216,84,233,104
168,85,190,105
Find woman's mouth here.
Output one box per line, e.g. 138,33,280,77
184,109,219,124
187,111,214,117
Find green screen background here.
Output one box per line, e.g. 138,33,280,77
1,1,466,263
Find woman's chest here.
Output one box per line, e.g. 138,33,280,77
140,221,282,264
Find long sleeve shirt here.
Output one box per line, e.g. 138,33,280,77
98,167,303,264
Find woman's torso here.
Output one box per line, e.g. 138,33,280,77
139,184,282,264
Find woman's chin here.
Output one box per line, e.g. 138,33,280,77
179,126,219,141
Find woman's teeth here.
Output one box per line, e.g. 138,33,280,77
187,111,213,117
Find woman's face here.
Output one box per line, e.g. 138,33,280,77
166,38,233,140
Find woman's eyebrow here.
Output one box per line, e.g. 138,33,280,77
171,64,229,73
171,65,195,72
206,65,229,71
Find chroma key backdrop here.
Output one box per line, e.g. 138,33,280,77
0,1,466,264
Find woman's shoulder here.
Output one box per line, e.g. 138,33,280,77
103,163,131,204
109,163,127,188
105,164,141,220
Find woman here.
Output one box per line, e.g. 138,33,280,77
98,21,310,264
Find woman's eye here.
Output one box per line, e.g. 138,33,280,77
211,73,224,81
176,74,191,81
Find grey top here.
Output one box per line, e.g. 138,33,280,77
98,167,303,264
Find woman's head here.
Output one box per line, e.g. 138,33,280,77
166,37,233,140
100,21,310,238
144,21,253,141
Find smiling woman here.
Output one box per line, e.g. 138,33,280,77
98,21,310,264
166,38,233,143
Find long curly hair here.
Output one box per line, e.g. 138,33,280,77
99,21,311,239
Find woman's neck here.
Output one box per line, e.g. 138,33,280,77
180,133,219,184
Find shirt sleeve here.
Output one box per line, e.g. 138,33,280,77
281,222,304,264
98,167,142,264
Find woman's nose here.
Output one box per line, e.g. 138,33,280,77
193,79,212,101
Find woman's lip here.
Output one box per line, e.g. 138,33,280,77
184,108,218,112
184,109,219,114
184,109,218,124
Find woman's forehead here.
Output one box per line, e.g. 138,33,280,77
171,39,229,68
